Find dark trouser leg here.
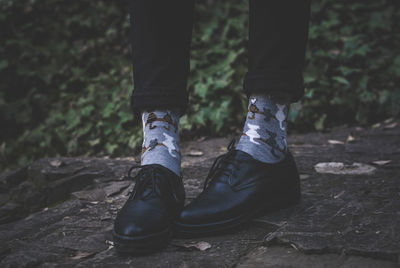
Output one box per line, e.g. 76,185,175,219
244,0,311,103
129,0,195,116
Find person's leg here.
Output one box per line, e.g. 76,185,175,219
176,0,310,237
114,0,195,254
237,0,310,163
129,0,195,177
244,0,310,102
129,0,195,115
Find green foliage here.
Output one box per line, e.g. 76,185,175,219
1,0,399,171
297,0,400,131
182,1,248,133
0,0,141,170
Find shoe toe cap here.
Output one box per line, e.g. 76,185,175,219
114,206,169,237
115,222,145,237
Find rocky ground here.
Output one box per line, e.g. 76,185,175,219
1,118,399,267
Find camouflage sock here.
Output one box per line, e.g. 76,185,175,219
141,110,181,176
236,95,289,163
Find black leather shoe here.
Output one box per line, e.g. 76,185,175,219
113,164,185,254
175,140,300,237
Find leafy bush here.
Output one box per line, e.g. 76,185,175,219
1,0,399,171
298,0,400,131
0,0,139,171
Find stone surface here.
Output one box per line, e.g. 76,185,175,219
237,246,398,268
0,157,134,224
0,118,399,267
259,120,400,262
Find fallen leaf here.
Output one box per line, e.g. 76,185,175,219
371,122,381,129
173,241,212,251
384,117,394,124
105,198,113,204
115,156,135,161
372,160,391,166
105,240,114,246
314,162,376,175
188,150,204,157
49,159,63,167
346,134,356,143
184,241,211,251
384,122,398,129
334,190,345,199
328,139,344,145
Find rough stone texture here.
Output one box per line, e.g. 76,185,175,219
237,246,398,268
258,120,400,262
0,118,399,267
0,157,135,224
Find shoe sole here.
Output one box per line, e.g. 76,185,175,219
113,227,172,255
173,193,300,238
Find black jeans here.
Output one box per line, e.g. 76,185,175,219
129,0,310,115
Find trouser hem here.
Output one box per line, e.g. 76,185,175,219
243,71,305,103
130,88,188,118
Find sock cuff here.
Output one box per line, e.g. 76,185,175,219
141,110,180,132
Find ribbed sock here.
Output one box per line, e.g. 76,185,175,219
236,95,289,163
141,110,181,176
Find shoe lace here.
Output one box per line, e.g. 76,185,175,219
203,138,237,191
126,165,160,200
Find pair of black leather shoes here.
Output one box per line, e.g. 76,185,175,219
113,140,301,254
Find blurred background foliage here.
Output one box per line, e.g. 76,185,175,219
1,0,399,171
